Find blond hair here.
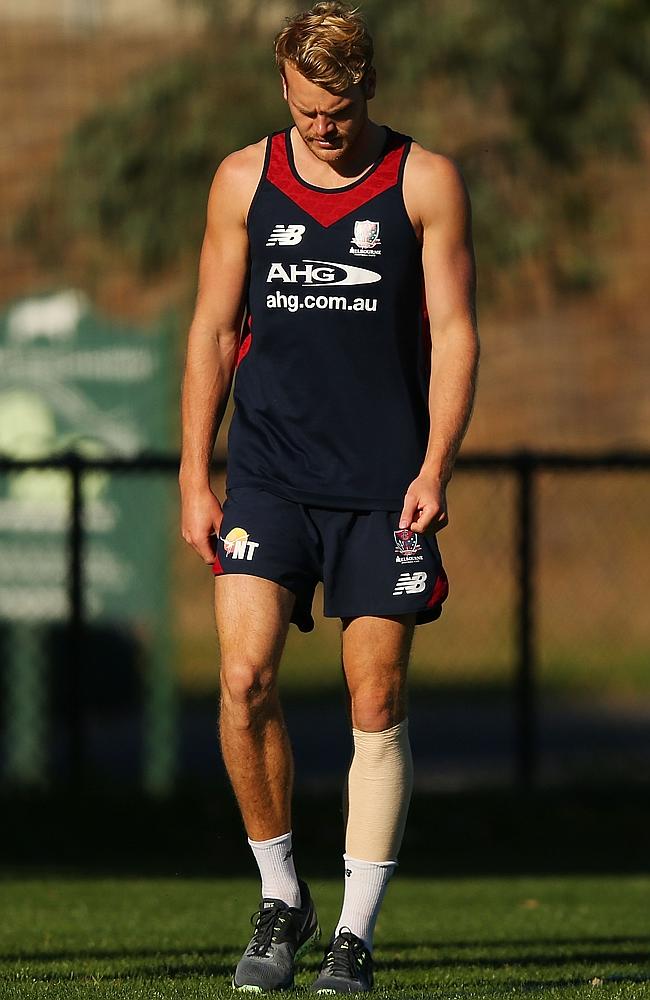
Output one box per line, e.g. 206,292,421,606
274,2,374,93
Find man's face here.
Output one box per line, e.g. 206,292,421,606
282,62,375,162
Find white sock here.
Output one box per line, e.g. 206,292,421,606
335,854,397,951
248,831,301,907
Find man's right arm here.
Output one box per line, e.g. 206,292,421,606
179,146,260,564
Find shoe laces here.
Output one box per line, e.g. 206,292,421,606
322,928,366,978
247,903,290,957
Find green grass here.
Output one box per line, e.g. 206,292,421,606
1,876,649,998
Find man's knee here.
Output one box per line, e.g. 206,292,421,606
349,680,405,732
220,660,278,727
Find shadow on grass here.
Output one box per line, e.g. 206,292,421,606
377,947,650,969
4,935,650,979
3,965,233,984
378,935,650,951
381,934,650,959
1,945,234,964
5,936,650,996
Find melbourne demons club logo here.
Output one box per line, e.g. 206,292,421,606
394,527,423,565
350,220,381,257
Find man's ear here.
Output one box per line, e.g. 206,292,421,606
363,67,376,101
281,71,288,101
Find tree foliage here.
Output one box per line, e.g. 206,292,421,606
367,0,649,163
18,0,650,297
18,37,286,277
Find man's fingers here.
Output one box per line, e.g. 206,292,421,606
179,490,223,562
401,477,449,533
410,509,430,532
198,537,217,563
412,507,448,534
399,492,418,529
182,530,218,564
200,524,222,563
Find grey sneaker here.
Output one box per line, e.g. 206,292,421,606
311,928,374,994
232,878,320,992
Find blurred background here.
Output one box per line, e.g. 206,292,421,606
1,0,649,875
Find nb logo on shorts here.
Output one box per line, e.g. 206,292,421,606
266,224,306,246
393,571,427,596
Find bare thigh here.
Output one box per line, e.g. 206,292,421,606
214,575,296,681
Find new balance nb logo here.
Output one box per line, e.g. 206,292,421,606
266,224,306,246
393,571,428,596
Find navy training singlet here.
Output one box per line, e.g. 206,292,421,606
225,125,431,511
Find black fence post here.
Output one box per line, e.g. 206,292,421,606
67,453,85,789
515,452,536,789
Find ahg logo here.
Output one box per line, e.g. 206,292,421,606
266,260,381,287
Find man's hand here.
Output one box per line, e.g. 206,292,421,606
399,475,448,535
180,485,224,563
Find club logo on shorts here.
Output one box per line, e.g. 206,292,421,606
393,571,427,596
394,528,423,564
350,220,381,256
266,224,305,247
222,526,260,561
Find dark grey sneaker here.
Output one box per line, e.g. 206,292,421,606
311,928,374,994
232,878,320,992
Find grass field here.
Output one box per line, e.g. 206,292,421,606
1,875,649,999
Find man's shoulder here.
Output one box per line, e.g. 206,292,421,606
403,140,470,227
206,137,269,223
213,137,268,189
405,141,464,187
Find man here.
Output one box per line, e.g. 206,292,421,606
179,1,479,993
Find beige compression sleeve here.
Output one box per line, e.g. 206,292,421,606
344,718,414,862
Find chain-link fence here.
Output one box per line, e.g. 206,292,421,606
1,452,649,796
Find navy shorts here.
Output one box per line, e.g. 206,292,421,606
211,487,449,633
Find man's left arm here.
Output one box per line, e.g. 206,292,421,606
400,151,480,535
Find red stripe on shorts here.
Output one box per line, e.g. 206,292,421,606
426,566,449,608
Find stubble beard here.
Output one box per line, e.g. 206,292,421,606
305,119,367,165
307,140,346,162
